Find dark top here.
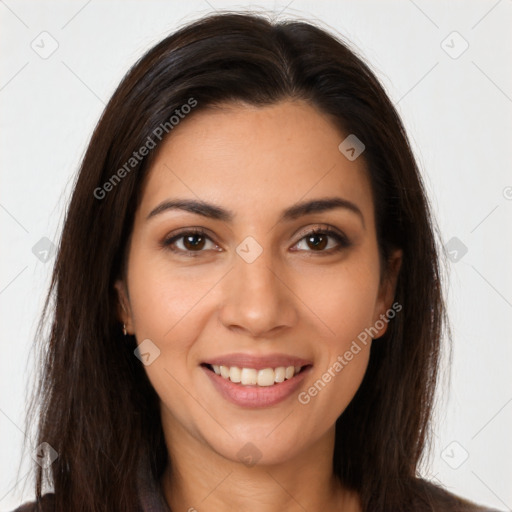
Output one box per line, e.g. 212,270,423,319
10,468,502,512
11,463,170,512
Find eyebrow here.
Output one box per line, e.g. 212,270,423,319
146,196,365,226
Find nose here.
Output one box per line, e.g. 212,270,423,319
218,245,298,338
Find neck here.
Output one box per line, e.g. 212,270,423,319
159,413,360,512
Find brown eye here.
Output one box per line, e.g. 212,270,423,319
162,228,219,255
294,227,351,253
305,233,328,251
181,233,206,251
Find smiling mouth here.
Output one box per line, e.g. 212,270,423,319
201,363,311,387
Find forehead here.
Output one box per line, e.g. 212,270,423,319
137,100,373,224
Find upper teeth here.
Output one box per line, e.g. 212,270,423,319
212,365,302,386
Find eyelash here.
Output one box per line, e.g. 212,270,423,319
161,226,351,257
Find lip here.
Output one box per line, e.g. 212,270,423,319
202,353,313,371
201,363,312,408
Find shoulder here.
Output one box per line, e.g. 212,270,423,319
412,478,503,512
10,493,55,512
9,483,503,512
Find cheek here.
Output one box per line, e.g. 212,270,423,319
293,256,379,415
127,247,221,341
124,251,212,397
125,251,209,421
296,254,381,343
296,278,375,426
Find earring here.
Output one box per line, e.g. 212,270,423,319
122,323,127,336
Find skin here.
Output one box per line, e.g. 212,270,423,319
116,100,402,512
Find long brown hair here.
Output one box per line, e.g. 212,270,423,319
25,11,449,511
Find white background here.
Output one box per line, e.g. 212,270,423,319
1,1,511,510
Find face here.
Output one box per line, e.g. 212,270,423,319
116,100,401,467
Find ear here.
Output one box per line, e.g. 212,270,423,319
114,279,134,334
372,248,402,339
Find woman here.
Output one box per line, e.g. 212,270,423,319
11,11,500,512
